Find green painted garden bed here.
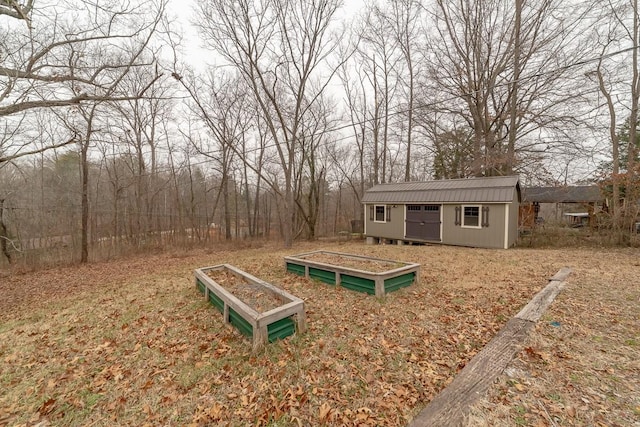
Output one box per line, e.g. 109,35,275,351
284,250,420,297
195,264,306,351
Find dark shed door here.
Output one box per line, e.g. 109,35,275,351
405,205,441,241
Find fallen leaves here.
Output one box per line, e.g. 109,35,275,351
37,398,56,416
318,401,332,421
205,269,284,313
1,243,638,426
523,346,552,363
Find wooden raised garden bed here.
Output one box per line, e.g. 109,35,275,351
194,264,306,351
284,250,420,297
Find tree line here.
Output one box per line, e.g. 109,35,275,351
1,0,639,266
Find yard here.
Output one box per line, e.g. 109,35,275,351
0,241,638,426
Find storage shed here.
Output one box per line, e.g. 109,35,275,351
520,185,604,227
362,176,521,249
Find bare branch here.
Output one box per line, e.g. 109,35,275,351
0,0,33,21
0,132,77,164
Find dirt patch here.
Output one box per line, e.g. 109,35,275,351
0,242,637,426
298,251,406,272
205,269,285,313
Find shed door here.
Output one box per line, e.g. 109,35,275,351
405,205,441,241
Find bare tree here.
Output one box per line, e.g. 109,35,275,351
425,0,591,177
357,3,403,184
624,1,640,236
0,0,165,165
337,53,369,207
29,0,167,262
591,44,622,233
241,106,269,238
293,94,336,239
176,70,251,240
111,63,175,243
195,0,344,247
339,1,423,186
388,0,422,181
588,0,640,242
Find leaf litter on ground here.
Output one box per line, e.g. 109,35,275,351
0,241,637,426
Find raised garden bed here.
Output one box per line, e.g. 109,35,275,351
194,264,306,351
284,250,420,297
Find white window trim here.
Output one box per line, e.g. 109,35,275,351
461,204,482,229
374,205,387,223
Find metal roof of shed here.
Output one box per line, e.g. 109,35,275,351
522,186,601,203
362,176,520,204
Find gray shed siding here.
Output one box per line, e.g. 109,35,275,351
363,202,512,248
364,205,404,239
441,204,506,249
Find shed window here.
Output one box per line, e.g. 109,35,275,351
372,205,391,223
462,205,481,228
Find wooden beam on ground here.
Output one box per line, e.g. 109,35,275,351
515,267,572,323
408,267,572,427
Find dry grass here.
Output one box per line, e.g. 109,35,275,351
518,225,640,249
0,241,637,426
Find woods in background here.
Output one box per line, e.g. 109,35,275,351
1,0,639,266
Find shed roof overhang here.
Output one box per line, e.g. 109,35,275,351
362,176,521,204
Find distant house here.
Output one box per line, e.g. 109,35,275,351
361,176,521,249
520,186,605,227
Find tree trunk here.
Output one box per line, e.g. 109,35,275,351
223,173,232,240
507,0,522,175
596,63,620,237
80,137,89,263
625,0,640,243
405,68,414,182
283,179,294,248
0,199,11,263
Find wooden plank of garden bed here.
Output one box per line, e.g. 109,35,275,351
408,267,571,427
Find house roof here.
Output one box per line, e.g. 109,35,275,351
522,186,601,203
361,176,521,204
